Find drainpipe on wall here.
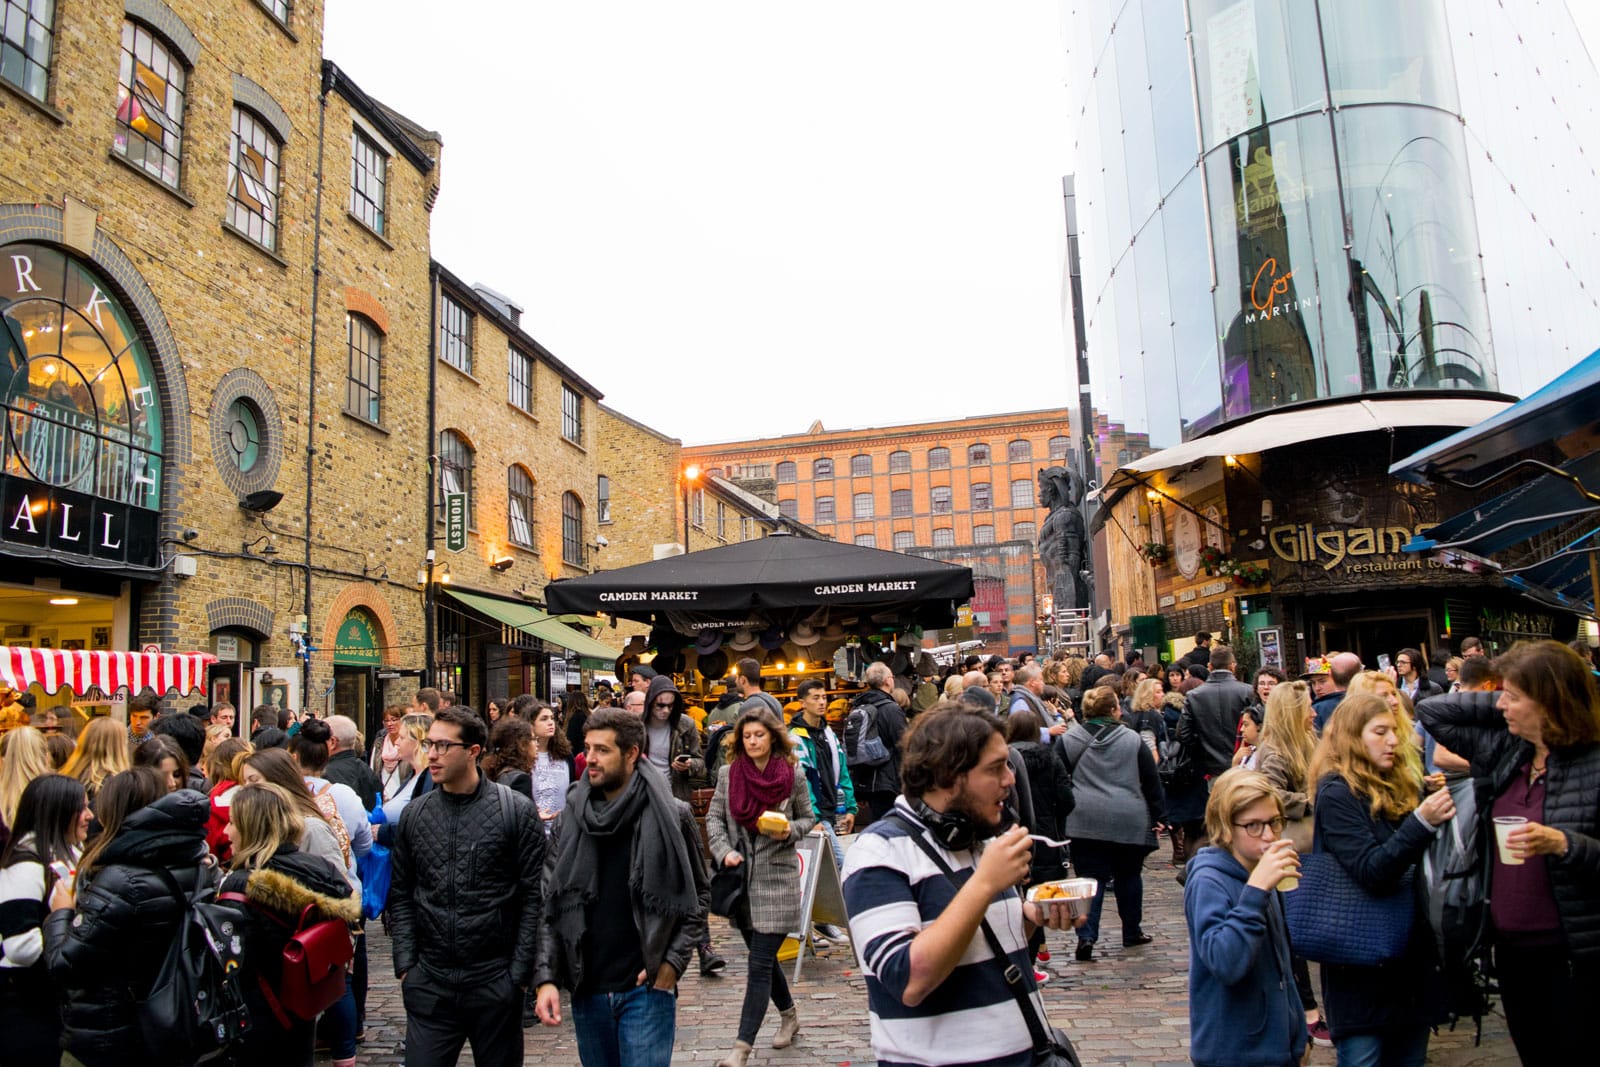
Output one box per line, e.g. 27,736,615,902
303,64,333,708
425,262,439,685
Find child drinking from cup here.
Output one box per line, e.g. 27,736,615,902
1184,769,1306,1067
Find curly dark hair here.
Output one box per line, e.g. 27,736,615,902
898,707,1004,801
481,717,533,779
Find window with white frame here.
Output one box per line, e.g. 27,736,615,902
508,347,533,411
439,292,473,375
1048,435,1070,459
852,492,873,519
114,21,186,188
1008,440,1032,462
561,384,583,444
928,447,951,469
226,107,281,251
854,533,877,548
851,454,871,477
508,466,535,548
349,126,387,234
597,475,611,523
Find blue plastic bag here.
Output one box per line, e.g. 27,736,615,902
357,842,392,921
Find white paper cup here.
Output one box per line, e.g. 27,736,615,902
1494,816,1528,866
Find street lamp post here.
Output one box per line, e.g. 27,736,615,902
682,464,701,552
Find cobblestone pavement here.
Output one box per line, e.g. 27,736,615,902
344,853,1519,1066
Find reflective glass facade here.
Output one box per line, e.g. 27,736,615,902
1063,0,1600,445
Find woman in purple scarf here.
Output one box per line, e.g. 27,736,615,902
706,706,816,1066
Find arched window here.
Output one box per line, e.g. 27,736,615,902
928,447,951,469
776,461,797,483
892,530,915,551
931,486,952,514
778,499,798,519
227,106,282,251
115,20,187,188
932,527,955,548
1008,440,1032,462
814,496,835,522
852,492,874,519
971,482,992,510
854,533,877,548
562,491,585,565
1013,521,1037,542
968,443,990,465
850,454,872,477
813,457,833,479
973,524,996,545
888,450,911,473
437,430,473,524
1048,435,1071,459
891,489,913,517
508,466,535,547
345,314,383,424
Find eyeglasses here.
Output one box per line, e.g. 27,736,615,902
1233,817,1287,838
424,739,469,754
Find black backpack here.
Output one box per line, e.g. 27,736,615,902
844,698,891,767
138,861,254,1063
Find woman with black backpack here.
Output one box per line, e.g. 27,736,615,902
45,766,212,1067
222,782,360,1067
0,774,91,1065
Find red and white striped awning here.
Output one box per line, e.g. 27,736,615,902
0,646,215,697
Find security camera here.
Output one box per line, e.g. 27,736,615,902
595,535,609,548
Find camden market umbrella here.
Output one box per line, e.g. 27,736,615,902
544,532,974,632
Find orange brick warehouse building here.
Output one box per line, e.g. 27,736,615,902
683,408,1073,654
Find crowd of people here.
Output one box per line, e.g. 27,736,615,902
0,630,1593,1066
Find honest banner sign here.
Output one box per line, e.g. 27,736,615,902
444,493,467,553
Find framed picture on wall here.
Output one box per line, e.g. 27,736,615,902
92,627,111,650
61,639,85,651
36,629,57,649
253,668,300,718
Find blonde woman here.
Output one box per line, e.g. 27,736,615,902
1126,677,1168,759
60,717,130,805
221,783,358,1067
0,727,54,851
1309,693,1456,1062
1347,670,1426,779
375,712,432,842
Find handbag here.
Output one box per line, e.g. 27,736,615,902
708,823,751,924
887,814,1081,1067
357,842,393,921
1282,849,1415,966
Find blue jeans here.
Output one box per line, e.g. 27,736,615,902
571,983,677,1067
1333,1026,1429,1067
816,817,846,869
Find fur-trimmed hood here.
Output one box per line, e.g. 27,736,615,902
243,854,360,925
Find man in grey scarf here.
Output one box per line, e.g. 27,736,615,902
533,708,710,1066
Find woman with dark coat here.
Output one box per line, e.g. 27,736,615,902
44,768,212,1067
1309,692,1456,1065
706,706,815,1066
643,674,705,803
1416,640,1600,1065
1004,709,1076,883
222,782,361,1067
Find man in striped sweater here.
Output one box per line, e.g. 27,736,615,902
841,708,1079,1067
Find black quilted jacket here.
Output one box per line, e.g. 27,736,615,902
388,774,545,986
1418,690,1600,963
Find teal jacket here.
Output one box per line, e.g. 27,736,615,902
789,716,856,820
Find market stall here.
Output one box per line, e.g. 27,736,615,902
2,646,216,697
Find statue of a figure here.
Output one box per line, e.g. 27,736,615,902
1036,466,1090,612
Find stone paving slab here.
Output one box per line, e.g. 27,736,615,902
342,853,1519,1065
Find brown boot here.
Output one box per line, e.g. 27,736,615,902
772,1006,800,1048
716,1039,753,1067
1171,826,1187,867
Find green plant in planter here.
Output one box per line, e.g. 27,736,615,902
1141,541,1171,565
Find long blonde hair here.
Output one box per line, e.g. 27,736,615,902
1257,681,1316,792
1131,677,1164,714
0,727,54,825
1308,693,1422,822
227,783,303,871
62,717,131,797
1345,670,1423,777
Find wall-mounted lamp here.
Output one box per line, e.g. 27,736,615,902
243,535,278,556
1224,454,1238,468
239,489,284,515
490,556,515,572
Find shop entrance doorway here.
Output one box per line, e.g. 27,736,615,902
1319,611,1435,668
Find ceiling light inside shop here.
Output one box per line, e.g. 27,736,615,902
48,597,79,606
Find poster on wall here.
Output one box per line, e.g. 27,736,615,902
1256,627,1284,671
254,668,300,718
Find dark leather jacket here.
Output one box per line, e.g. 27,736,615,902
1418,690,1600,963
388,775,546,986
323,749,382,811
1178,669,1256,777
44,789,213,1067
532,795,709,991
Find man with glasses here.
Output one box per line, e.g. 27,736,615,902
621,689,646,716
390,706,547,1066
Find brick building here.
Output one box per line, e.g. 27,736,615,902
683,409,1073,653
0,0,437,733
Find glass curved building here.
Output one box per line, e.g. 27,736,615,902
1063,0,1600,449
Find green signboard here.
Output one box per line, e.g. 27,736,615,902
333,609,383,665
445,492,467,553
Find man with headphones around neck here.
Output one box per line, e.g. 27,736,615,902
841,708,1081,1067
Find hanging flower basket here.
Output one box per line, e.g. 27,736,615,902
1140,541,1171,565
1198,544,1232,576
1232,561,1270,586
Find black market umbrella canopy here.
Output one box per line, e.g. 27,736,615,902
544,533,974,631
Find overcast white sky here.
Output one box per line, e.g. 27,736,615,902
325,3,1600,447
323,1,1074,444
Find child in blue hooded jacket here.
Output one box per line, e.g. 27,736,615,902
1185,769,1307,1067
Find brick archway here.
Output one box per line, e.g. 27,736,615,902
320,583,400,666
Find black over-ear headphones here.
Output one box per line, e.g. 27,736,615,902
912,798,980,851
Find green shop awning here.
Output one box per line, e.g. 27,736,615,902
443,589,620,670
